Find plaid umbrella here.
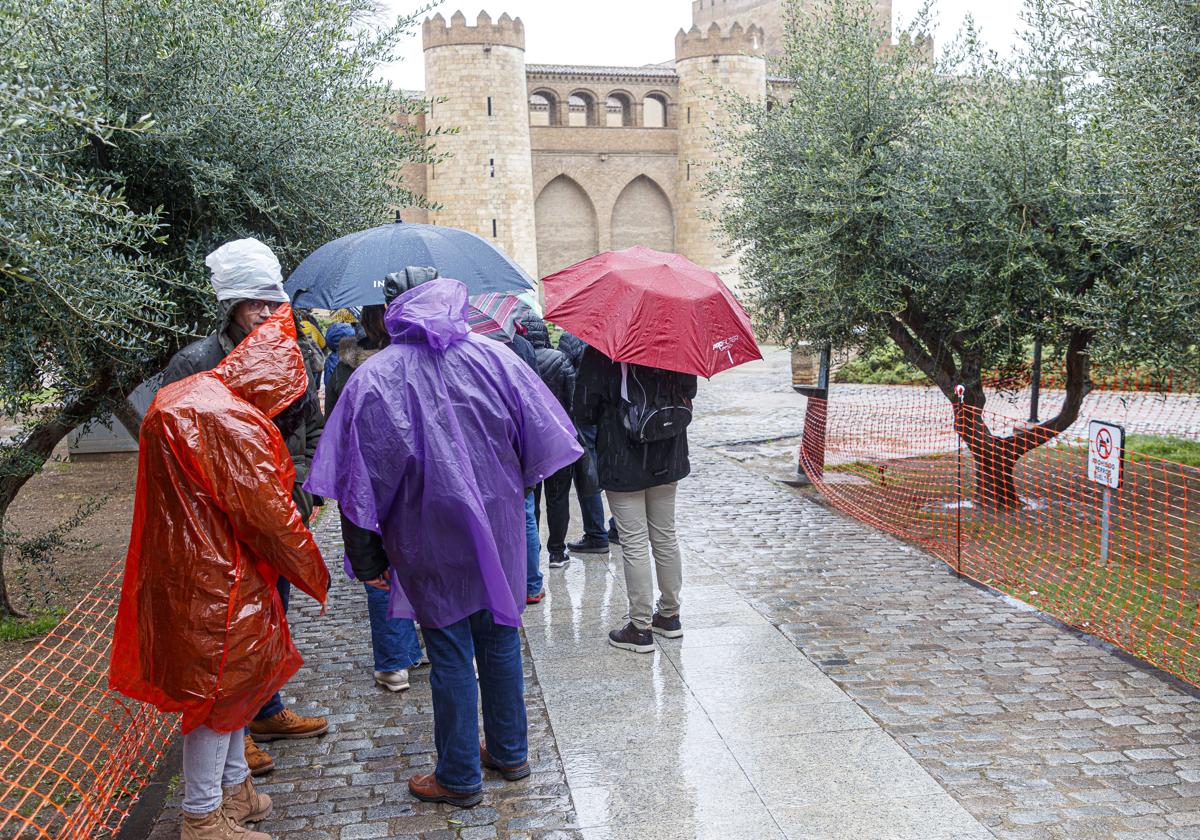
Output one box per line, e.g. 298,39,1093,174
467,292,530,340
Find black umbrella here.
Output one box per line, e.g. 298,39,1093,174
285,218,535,309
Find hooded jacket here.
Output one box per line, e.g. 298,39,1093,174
557,331,587,371
161,299,325,520
324,335,383,419
521,315,574,412
305,279,582,629
109,306,329,734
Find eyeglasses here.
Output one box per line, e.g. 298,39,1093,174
242,300,282,314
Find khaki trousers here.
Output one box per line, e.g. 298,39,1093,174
606,483,682,630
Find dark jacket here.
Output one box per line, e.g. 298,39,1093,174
557,331,587,371
521,315,574,412
323,334,391,582
161,300,325,521
573,346,697,493
509,332,538,371
324,336,383,418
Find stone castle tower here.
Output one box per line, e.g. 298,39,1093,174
422,12,539,277
416,3,893,294
674,22,766,286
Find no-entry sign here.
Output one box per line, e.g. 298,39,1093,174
1087,420,1124,489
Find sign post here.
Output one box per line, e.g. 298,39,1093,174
1087,420,1124,565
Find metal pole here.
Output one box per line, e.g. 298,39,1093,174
1029,339,1042,423
955,384,965,574
1099,486,1111,565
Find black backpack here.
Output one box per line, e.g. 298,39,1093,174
619,363,693,444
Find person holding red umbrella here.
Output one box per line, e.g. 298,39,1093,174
545,246,762,653
573,348,697,652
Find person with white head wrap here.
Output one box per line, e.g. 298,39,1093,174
160,237,329,777
205,238,289,304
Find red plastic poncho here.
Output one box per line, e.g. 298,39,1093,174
109,305,329,734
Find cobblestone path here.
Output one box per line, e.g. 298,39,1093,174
681,351,1200,840
149,348,1200,840
148,507,581,840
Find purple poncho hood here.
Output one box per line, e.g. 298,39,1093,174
305,278,582,628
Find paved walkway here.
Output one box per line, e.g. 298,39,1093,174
150,348,1200,840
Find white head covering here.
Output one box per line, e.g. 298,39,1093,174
205,238,289,303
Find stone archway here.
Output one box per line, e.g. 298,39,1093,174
535,175,599,276
610,175,675,253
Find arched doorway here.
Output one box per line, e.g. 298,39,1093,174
535,175,599,276
610,176,675,253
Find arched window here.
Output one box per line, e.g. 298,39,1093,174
643,94,667,129
568,92,596,127
529,92,556,126
606,93,632,127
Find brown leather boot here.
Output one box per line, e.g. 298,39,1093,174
407,773,483,808
242,735,274,777
223,776,272,825
247,708,328,742
180,807,270,840
480,742,531,781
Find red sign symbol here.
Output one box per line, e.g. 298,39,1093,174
1096,428,1113,459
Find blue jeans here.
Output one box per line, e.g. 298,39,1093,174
254,577,290,720
182,726,250,815
525,492,542,596
365,584,424,672
577,426,608,541
422,610,527,793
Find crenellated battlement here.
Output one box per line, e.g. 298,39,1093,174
674,21,765,62
422,10,525,51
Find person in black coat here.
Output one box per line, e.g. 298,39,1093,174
522,315,577,569
573,345,697,654
558,332,616,555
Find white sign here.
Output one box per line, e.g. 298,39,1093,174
1087,420,1124,489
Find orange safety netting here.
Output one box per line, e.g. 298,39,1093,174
801,381,1200,685
0,561,176,839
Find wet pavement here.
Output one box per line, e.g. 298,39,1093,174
149,347,1200,839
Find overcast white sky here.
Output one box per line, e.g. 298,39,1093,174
376,1,1027,91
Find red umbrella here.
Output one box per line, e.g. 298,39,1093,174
542,246,762,378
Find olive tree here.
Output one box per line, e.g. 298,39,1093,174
713,0,1123,508
1060,0,1200,366
0,0,434,615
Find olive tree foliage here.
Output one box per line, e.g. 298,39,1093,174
712,0,1126,508
1058,0,1200,367
0,0,436,615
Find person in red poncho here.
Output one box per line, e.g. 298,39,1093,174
110,304,329,840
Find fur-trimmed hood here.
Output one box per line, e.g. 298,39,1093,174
339,337,384,370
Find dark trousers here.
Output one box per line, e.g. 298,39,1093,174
576,425,608,540
423,610,526,793
254,577,290,720
533,465,573,554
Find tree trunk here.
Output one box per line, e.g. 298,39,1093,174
966,425,1022,510
0,379,114,617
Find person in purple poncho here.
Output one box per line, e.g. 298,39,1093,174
305,277,582,808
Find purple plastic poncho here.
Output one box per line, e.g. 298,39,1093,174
305,278,582,628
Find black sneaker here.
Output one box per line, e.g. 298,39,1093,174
567,535,610,555
548,551,570,568
607,527,621,546
650,612,683,638
608,622,654,653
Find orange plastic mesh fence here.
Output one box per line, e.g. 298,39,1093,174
802,383,1200,685
0,561,176,839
